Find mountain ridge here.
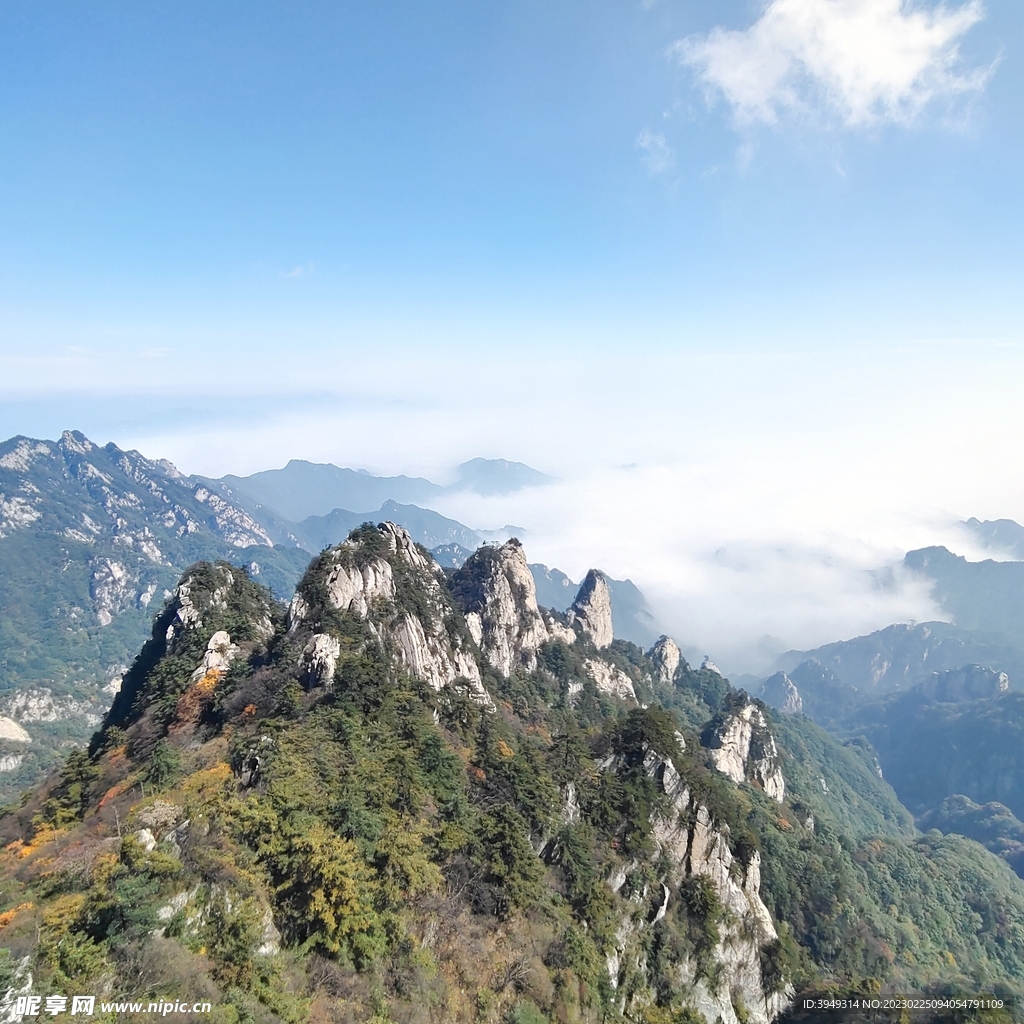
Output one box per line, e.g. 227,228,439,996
216,456,554,523
2,523,1021,1023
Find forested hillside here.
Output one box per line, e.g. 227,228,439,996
0,525,1018,1024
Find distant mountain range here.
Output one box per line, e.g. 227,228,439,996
215,455,554,522
11,431,1024,1009
11,427,1024,888
0,431,642,798
963,516,1024,560
208,459,661,646
750,529,1024,880
0,431,312,795
905,542,1024,638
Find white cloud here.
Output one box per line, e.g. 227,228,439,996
675,0,992,128
92,340,1024,675
636,127,674,173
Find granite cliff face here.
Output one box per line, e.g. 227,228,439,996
759,671,803,715
705,698,786,803
632,754,792,1024
649,634,682,685
568,569,615,649
448,538,554,677
288,522,489,700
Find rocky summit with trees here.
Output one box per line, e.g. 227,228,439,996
0,524,1021,1024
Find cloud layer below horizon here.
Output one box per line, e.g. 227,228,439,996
9,340,1023,675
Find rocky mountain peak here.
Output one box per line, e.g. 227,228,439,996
759,671,803,715
292,522,489,701
379,519,435,570
103,560,276,734
648,634,682,684
916,664,1009,703
569,569,614,649
58,429,94,455
447,538,551,677
704,696,786,803
606,742,790,1024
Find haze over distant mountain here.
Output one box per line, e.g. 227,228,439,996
10,429,1024,1012
293,500,484,554
963,517,1024,560
0,431,647,801
0,431,310,797
453,457,554,495
773,621,1024,701
217,455,554,522
753,532,1024,882
905,543,1024,639
217,462,444,522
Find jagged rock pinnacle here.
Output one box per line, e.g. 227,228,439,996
759,671,803,715
705,699,786,803
570,569,614,649
648,635,681,685
448,538,551,677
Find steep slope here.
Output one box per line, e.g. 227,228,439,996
1,525,1022,1024
852,689,1024,821
0,431,310,800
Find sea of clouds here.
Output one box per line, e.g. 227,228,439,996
6,340,1018,676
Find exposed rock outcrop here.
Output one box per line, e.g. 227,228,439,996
317,556,395,621
649,635,682,685
916,664,1009,703
606,751,792,1024
166,564,273,645
448,539,551,676
301,633,341,689
584,659,638,703
544,616,578,645
705,700,785,803
104,563,276,737
390,610,484,696
569,570,614,649
190,630,238,683
0,718,30,744
1,689,103,727
290,522,490,702
759,671,803,715
90,557,138,626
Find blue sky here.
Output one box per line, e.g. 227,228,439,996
2,0,1023,664
1,0,1020,363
